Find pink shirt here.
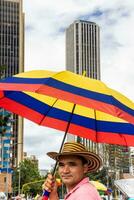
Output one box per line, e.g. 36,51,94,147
64,177,102,200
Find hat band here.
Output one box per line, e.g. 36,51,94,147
63,142,87,153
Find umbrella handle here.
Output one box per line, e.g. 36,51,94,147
42,104,76,200
42,190,50,200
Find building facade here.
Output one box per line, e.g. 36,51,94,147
66,20,101,154
0,0,24,193
65,20,131,179
66,20,100,79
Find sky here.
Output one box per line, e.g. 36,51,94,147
23,0,134,170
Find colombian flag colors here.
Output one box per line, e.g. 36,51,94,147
0,90,134,146
0,70,134,125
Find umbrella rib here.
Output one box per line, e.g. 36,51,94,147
93,109,128,147
119,134,128,147
52,103,76,175
39,98,58,125
93,109,98,143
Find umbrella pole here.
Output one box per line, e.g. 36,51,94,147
52,103,76,175
42,104,76,199
93,109,98,144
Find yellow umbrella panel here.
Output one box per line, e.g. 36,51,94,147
90,181,107,191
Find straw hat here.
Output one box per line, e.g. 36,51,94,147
47,141,102,172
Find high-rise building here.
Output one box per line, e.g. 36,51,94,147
66,20,101,154
66,20,132,182
66,20,131,179
66,20,100,79
0,0,24,193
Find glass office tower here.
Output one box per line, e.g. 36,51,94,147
0,0,24,193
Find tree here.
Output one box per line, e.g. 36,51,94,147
0,65,9,141
0,113,9,134
12,159,43,196
0,65,6,79
0,108,11,168
88,167,108,185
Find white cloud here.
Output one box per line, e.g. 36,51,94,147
23,0,134,169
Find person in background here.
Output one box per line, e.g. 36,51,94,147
43,141,102,200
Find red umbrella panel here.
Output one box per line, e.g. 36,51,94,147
0,70,134,125
0,90,134,146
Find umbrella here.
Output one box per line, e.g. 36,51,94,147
90,181,107,191
0,70,134,125
114,179,134,198
0,192,7,200
0,70,134,199
0,90,134,146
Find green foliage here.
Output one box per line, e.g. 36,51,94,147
0,65,6,79
0,65,9,136
0,112,11,135
12,159,43,196
0,114,10,126
88,167,115,190
88,167,108,185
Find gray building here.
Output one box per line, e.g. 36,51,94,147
66,20,100,79
65,20,101,154
65,20,131,179
0,0,24,192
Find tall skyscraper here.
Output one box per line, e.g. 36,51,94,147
0,0,24,193
66,20,101,153
66,20,100,79
65,20,131,180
